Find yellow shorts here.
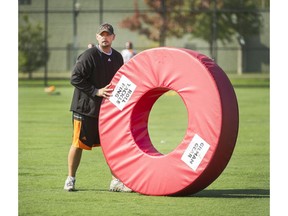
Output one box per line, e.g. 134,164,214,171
72,112,101,150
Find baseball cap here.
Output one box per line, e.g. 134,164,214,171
97,23,114,35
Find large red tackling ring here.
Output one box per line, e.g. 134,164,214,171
99,47,239,196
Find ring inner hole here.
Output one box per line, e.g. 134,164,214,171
130,88,188,155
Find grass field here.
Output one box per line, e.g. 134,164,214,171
18,78,269,216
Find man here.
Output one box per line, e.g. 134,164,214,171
121,41,136,63
87,43,95,48
64,23,132,192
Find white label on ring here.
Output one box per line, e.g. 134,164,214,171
109,75,136,110
181,134,210,171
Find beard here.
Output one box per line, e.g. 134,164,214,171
100,41,110,48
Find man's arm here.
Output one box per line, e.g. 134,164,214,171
70,52,98,97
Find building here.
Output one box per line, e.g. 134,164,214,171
19,0,269,77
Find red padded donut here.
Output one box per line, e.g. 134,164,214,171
99,47,238,196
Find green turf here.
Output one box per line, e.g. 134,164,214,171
18,79,269,216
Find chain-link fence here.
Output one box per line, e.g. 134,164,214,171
19,0,269,80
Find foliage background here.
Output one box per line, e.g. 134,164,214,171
18,0,269,75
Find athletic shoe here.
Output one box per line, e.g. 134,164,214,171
109,179,133,192
64,176,76,191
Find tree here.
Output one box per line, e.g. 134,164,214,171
19,15,49,79
190,0,263,61
120,0,263,59
120,0,193,46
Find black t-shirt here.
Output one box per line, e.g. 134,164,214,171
70,46,124,117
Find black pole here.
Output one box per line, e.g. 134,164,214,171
159,0,166,47
73,0,80,65
99,0,103,24
44,0,48,86
212,0,217,62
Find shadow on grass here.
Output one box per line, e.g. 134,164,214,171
70,188,136,194
190,189,270,199
233,84,269,88
65,189,108,192
69,188,269,199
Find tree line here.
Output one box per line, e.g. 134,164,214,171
18,0,267,77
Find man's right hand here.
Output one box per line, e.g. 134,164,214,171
96,83,114,99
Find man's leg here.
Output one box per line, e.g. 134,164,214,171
68,145,83,177
64,145,83,191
